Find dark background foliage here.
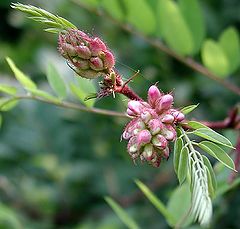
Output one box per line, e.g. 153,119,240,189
0,0,239,228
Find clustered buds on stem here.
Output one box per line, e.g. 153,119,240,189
122,85,185,167
58,29,115,79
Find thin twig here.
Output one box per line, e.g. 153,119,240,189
3,95,128,118
72,0,240,96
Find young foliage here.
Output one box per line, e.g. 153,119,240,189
201,27,240,77
157,0,194,55
0,84,17,96
46,63,67,99
176,127,213,227
181,104,199,115
104,197,140,229
70,77,96,107
11,3,77,33
124,0,156,35
135,180,173,223
6,57,37,90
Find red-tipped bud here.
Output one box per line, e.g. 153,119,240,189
148,85,162,107
161,114,174,124
152,134,167,149
75,45,91,59
148,119,163,135
102,50,115,69
137,130,152,147
172,110,185,122
156,94,173,112
89,37,107,56
128,100,143,115
89,57,104,71
142,144,154,161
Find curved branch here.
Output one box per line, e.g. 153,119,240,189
72,0,240,96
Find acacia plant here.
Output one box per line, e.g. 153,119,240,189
1,2,239,228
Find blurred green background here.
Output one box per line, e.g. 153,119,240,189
0,0,239,228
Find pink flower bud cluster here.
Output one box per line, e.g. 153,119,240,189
58,29,115,79
122,85,185,167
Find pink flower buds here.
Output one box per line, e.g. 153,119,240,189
58,29,115,79
156,94,173,112
148,85,162,107
122,85,185,167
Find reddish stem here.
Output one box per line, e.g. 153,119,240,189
115,84,143,101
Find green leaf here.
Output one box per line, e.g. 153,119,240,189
135,180,174,222
187,120,209,129
178,0,206,53
0,84,17,95
104,197,140,229
70,77,96,107
46,63,67,99
219,27,240,73
177,146,189,184
11,3,77,32
202,155,217,197
0,98,18,111
181,104,199,115
157,0,194,55
166,183,192,227
101,0,124,21
27,88,61,103
174,137,183,174
193,128,234,148
124,0,156,34
198,141,236,171
6,57,37,90
201,40,230,77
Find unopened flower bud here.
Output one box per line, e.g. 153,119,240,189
62,43,76,56
124,118,145,136
172,110,185,122
89,37,107,56
122,131,131,140
73,58,89,70
156,94,173,112
127,108,135,117
148,85,162,107
89,57,104,71
127,137,138,154
75,45,91,59
142,144,154,161
161,114,174,124
128,100,143,115
162,147,170,159
148,119,163,135
137,130,152,147
152,134,167,149
141,111,152,123
75,69,102,79
102,50,115,69
162,125,176,141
